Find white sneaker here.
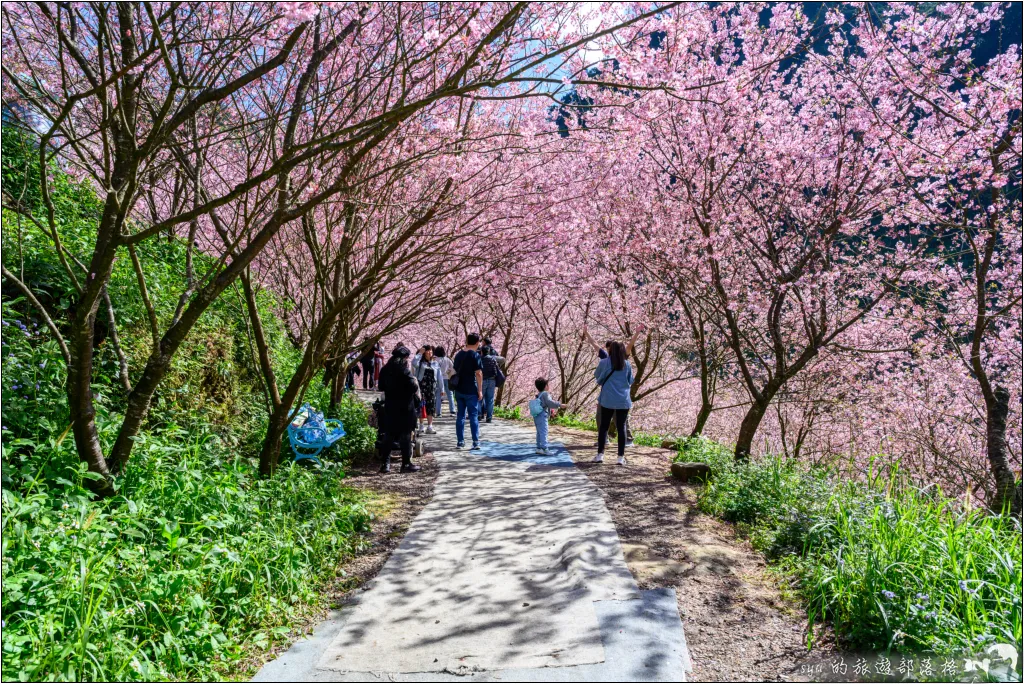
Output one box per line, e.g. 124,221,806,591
625,440,635,447
536,448,547,455
617,455,627,466
426,426,436,434
593,453,604,463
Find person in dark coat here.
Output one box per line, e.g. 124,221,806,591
376,345,422,473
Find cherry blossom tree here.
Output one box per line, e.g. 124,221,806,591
2,1,681,489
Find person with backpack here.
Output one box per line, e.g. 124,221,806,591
592,340,634,465
478,346,505,423
529,377,566,455
360,343,376,390
451,332,484,450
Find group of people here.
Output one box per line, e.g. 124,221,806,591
345,342,385,391
370,326,641,474
368,334,507,472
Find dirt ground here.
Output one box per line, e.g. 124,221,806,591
548,423,839,682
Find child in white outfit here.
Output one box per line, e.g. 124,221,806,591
529,377,565,455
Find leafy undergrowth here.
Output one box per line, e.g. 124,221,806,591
549,411,597,431
1,406,374,682
491,404,522,420
689,440,1023,659
1,130,385,681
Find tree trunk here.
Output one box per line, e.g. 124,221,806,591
257,333,327,477
987,386,1022,518
690,338,713,438
260,402,295,477
690,401,712,438
734,396,772,461
66,199,122,493
241,273,281,409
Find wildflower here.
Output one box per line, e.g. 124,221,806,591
881,590,896,600
958,580,978,595
924,611,937,620
915,593,929,601
62,503,69,509
912,604,925,612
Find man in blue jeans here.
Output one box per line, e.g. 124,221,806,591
452,333,484,450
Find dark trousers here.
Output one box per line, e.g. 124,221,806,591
361,362,375,389
597,406,629,457
596,404,633,440
381,431,413,466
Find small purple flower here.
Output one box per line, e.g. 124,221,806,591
881,590,896,600
915,593,929,601
925,611,937,620
39,361,46,369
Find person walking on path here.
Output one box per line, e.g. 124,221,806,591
452,333,484,450
530,377,566,455
376,346,422,474
583,325,640,446
479,346,501,423
592,340,634,465
434,346,456,416
372,341,385,388
415,346,443,434
360,343,377,391
345,350,361,390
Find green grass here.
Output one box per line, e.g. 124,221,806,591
2,127,382,681
1,397,376,682
696,450,1023,658
549,411,598,431
492,405,522,421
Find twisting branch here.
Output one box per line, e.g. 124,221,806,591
1,265,72,365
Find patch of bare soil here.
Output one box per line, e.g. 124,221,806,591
550,423,838,682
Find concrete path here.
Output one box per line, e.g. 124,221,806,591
254,412,690,682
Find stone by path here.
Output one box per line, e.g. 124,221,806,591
254,411,691,682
